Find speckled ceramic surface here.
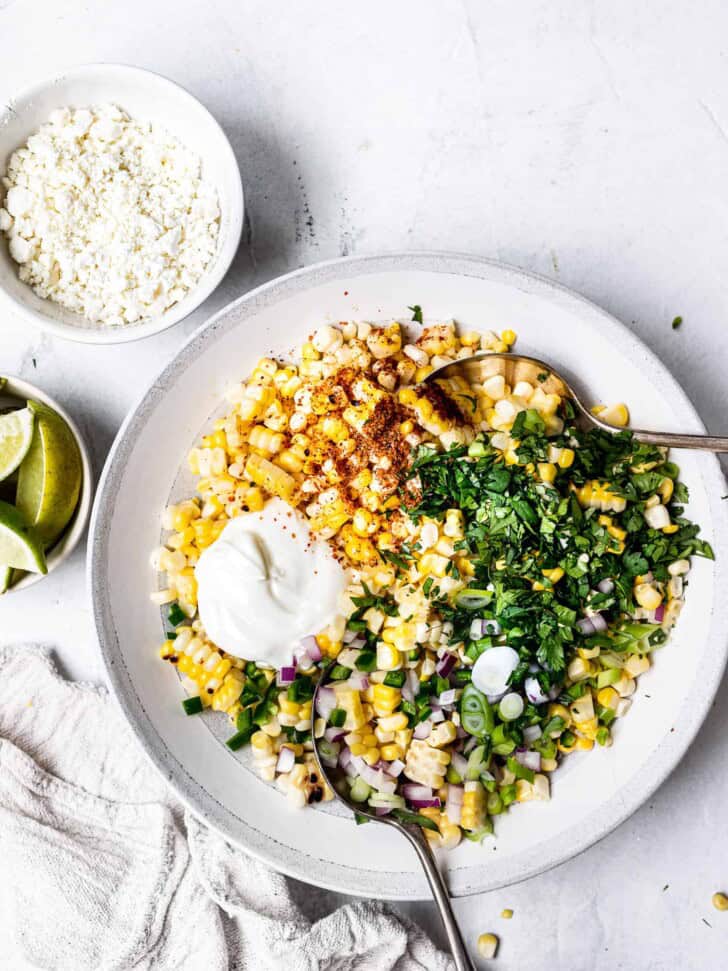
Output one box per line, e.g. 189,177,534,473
88,253,728,899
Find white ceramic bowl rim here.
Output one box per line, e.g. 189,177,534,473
88,252,728,898
0,62,244,345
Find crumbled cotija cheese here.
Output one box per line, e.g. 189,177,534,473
0,104,220,325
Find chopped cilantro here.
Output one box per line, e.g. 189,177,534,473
408,304,423,324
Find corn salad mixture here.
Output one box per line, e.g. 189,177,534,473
152,314,712,845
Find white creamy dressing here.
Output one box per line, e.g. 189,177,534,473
195,498,347,667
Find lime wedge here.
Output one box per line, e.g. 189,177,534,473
16,400,82,548
0,500,47,573
0,565,11,593
0,407,34,481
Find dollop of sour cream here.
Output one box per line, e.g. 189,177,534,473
195,498,347,666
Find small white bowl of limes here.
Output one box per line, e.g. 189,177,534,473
0,375,91,592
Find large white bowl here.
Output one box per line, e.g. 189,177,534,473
88,253,728,898
0,64,243,344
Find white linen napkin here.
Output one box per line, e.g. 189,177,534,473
0,645,453,971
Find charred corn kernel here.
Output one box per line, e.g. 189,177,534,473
538,462,557,484
597,686,620,709
712,892,728,911
557,447,575,469
277,449,304,474
399,419,415,435
429,721,457,748
634,583,662,610
461,781,486,831
380,743,404,761
245,453,296,501
477,934,499,960
352,508,378,537
404,738,450,788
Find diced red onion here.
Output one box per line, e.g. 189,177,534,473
654,604,666,622
324,726,346,742
388,759,405,777
343,629,358,644
413,720,432,739
299,635,322,662
523,724,542,744
576,617,595,635
450,751,469,778
456,726,467,738
339,745,353,767
430,708,445,724
463,736,479,755
524,676,549,705
375,806,391,816
357,763,397,794
343,761,357,778
445,785,464,825
591,613,608,633
277,665,297,686
436,653,457,678
315,685,337,718
407,669,420,697
408,797,442,809
437,688,458,707
547,683,562,701
401,684,415,703
597,578,615,594
347,671,369,691
514,749,541,772
402,783,433,801
276,747,296,773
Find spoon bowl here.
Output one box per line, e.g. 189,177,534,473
424,351,728,452
312,667,475,971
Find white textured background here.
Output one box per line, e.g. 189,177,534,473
1,2,727,968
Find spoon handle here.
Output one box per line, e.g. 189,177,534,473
630,429,728,452
400,824,476,971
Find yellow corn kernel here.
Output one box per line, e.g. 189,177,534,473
352,508,378,537
634,583,662,610
380,743,404,762
419,552,450,578
279,698,300,717
378,712,409,732
362,748,381,766
501,909,514,920
372,683,401,714
597,686,620,709
349,742,366,756
557,448,575,469
537,462,557,484
662,523,679,534
712,892,728,911
477,934,499,959
501,329,517,345
461,783,486,831
574,736,594,751
245,453,296,501
542,567,564,584
399,419,415,435
376,642,401,672
548,703,572,730
593,402,629,427
241,486,265,512
251,731,272,752
428,721,457,748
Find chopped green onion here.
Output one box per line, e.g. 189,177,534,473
182,696,203,715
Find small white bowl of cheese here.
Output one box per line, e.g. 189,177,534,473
0,63,243,344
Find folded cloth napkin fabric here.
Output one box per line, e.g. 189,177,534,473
0,646,453,971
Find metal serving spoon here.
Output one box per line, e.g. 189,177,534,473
423,351,728,452
311,669,476,971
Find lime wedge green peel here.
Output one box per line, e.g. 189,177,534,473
0,407,34,481
0,565,11,593
16,400,82,548
0,500,46,573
